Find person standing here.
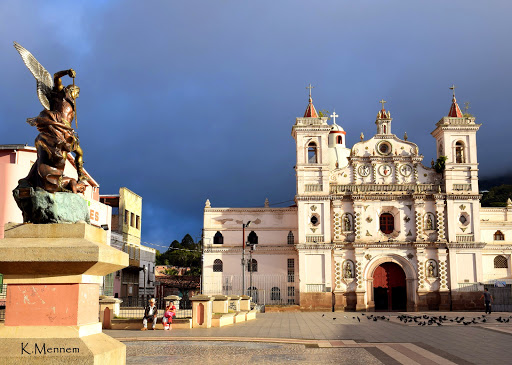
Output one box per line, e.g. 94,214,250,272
141,298,158,330
480,288,493,314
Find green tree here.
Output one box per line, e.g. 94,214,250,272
155,234,201,274
481,185,512,207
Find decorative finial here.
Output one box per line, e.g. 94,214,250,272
330,110,339,124
205,199,211,208
449,84,456,99
379,99,387,110
507,198,512,207
360,132,364,141
404,132,408,141
264,198,269,208
463,101,470,115
306,83,314,99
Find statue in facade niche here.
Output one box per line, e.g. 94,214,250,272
426,214,434,230
12,42,89,223
344,262,353,278
427,261,436,277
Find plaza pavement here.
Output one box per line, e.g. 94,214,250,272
106,311,512,364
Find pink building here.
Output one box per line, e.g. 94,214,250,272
0,144,107,238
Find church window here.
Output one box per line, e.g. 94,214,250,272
494,230,505,241
379,213,394,234
287,231,294,245
213,259,223,272
247,259,258,272
310,214,320,226
494,255,508,268
455,141,465,163
130,212,135,227
307,142,318,163
383,125,387,134
287,258,295,282
214,231,224,244
336,135,343,144
248,231,258,245
271,287,281,301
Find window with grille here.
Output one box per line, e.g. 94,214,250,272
494,255,508,269
247,259,258,272
494,230,505,241
287,259,295,282
379,213,394,234
287,231,294,245
287,286,295,304
271,287,281,301
214,231,224,244
213,259,223,272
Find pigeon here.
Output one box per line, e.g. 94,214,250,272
322,314,325,317
333,318,336,320
357,317,361,322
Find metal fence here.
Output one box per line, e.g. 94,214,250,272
457,281,512,311
0,284,6,322
118,296,192,319
203,274,297,305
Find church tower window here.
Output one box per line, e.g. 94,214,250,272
248,231,258,245
213,259,223,272
336,135,343,144
494,230,505,241
455,141,465,163
379,213,394,234
307,142,318,163
494,255,508,268
213,231,224,244
287,231,294,245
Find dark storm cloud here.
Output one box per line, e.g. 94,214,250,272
1,1,512,248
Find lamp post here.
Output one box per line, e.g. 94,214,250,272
242,221,251,296
143,265,147,304
248,243,255,299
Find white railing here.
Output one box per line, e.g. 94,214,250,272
305,184,323,192
330,184,443,194
305,235,324,243
456,234,474,242
305,284,326,293
453,184,471,191
457,282,482,292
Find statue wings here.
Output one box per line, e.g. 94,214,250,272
13,42,54,110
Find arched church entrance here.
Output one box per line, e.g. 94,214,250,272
373,262,406,311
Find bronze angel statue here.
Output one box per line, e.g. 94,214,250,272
13,42,87,195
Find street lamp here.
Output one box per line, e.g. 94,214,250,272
143,265,147,303
248,243,255,300
242,221,251,296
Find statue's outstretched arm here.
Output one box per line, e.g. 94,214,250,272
53,69,76,91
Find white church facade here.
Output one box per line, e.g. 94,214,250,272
202,90,512,311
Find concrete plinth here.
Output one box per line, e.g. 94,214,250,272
0,223,128,365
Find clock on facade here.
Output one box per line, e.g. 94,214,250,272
399,164,412,177
358,165,371,177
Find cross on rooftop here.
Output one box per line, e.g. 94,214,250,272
379,99,386,110
330,111,339,124
450,84,456,97
306,83,314,98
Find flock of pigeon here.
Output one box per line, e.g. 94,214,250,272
322,313,512,326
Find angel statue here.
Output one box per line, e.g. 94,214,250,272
13,42,87,195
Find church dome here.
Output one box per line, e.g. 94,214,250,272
330,123,345,133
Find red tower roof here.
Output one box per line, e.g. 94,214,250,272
303,96,319,118
448,95,463,117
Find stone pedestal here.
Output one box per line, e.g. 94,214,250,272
228,295,241,312
212,295,229,314
0,223,128,364
239,295,251,311
355,292,366,311
100,297,123,329
190,295,213,328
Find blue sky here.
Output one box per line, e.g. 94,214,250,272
1,1,511,250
